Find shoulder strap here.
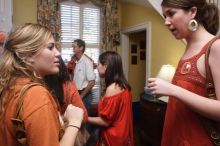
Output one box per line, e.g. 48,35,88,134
11,82,41,146
205,36,220,99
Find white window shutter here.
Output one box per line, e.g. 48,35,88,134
60,1,101,104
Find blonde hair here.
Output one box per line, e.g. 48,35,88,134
0,23,53,121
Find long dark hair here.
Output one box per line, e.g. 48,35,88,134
44,57,70,106
99,51,131,90
161,0,219,35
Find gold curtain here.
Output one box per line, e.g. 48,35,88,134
37,0,61,42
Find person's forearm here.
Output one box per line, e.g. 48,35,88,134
88,116,110,127
59,125,79,146
172,85,220,121
60,105,83,146
81,80,95,97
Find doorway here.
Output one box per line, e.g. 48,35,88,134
121,22,151,101
128,30,146,101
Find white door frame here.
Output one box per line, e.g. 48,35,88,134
121,22,151,80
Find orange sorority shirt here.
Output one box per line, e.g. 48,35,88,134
0,79,61,146
62,81,88,122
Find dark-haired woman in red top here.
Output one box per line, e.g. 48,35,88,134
148,0,220,145
88,51,134,146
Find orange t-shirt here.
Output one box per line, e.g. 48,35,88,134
0,79,61,146
62,81,88,122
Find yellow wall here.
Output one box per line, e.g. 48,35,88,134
120,3,185,76
13,0,37,26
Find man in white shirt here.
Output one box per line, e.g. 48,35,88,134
68,39,100,145
68,39,95,115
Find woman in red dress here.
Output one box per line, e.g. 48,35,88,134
88,51,134,146
148,0,220,146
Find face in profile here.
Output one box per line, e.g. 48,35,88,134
72,42,82,55
27,37,61,77
97,62,107,78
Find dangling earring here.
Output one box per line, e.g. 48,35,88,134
188,19,198,32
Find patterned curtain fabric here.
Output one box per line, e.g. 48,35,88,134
100,0,120,52
37,0,61,42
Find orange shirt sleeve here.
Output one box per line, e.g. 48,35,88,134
23,86,60,146
63,81,88,122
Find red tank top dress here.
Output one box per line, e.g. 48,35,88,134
161,41,214,146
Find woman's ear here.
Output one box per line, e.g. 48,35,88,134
104,64,107,70
26,56,35,63
190,6,197,19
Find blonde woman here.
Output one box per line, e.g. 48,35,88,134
0,23,83,146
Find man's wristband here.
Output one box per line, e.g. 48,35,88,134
67,125,80,130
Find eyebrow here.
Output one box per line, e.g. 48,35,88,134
47,42,55,45
163,9,172,16
46,42,55,48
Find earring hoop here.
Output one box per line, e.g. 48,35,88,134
188,19,198,32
